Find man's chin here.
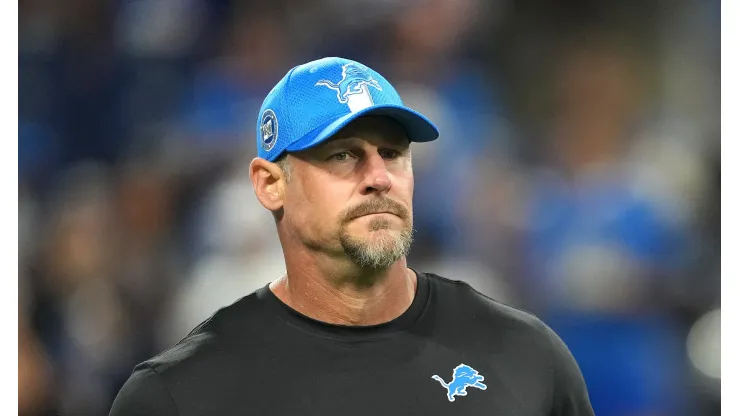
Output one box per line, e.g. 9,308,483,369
343,244,406,269
349,228,402,242
340,227,412,267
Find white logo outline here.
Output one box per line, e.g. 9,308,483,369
314,63,383,106
431,363,488,403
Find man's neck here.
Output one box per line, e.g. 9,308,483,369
270,253,417,326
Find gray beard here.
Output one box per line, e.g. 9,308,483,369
339,217,413,269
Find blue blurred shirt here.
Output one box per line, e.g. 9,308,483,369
524,165,691,416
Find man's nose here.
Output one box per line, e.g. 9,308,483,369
359,152,391,194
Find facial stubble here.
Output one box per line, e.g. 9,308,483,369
338,200,413,269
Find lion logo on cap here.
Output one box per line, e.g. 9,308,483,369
315,63,382,104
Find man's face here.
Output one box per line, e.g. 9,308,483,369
282,117,414,269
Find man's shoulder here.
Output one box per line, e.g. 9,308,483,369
423,272,550,337
146,291,265,377
111,291,274,413
422,272,594,414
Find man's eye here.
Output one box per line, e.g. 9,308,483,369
329,151,352,162
380,149,402,159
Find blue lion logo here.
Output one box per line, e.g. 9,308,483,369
315,63,382,104
431,363,488,402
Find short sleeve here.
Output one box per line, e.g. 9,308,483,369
545,325,595,416
109,364,179,416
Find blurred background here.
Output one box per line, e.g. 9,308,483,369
18,0,720,415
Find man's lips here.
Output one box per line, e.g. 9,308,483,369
352,211,398,219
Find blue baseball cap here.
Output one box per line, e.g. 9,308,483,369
256,57,439,161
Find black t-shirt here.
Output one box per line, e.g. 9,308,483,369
110,272,594,415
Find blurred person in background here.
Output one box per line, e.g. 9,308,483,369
23,162,180,415
155,3,296,347
519,33,699,416
161,163,284,346
19,317,53,416
164,3,294,265
25,164,133,415
114,159,181,356
380,0,510,263
169,3,291,174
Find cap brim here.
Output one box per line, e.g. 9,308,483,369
284,104,439,156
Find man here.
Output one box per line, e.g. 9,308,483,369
110,57,594,415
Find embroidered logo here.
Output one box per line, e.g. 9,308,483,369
431,363,488,402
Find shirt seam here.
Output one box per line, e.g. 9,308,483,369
142,362,181,416
538,319,558,414
429,274,539,318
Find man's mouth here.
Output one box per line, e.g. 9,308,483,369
353,211,397,219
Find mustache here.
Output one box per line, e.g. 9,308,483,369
342,198,410,222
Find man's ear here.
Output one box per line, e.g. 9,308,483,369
249,157,287,212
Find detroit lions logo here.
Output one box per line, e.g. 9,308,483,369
431,363,488,402
315,63,382,104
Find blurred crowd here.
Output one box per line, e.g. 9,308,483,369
18,0,720,415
